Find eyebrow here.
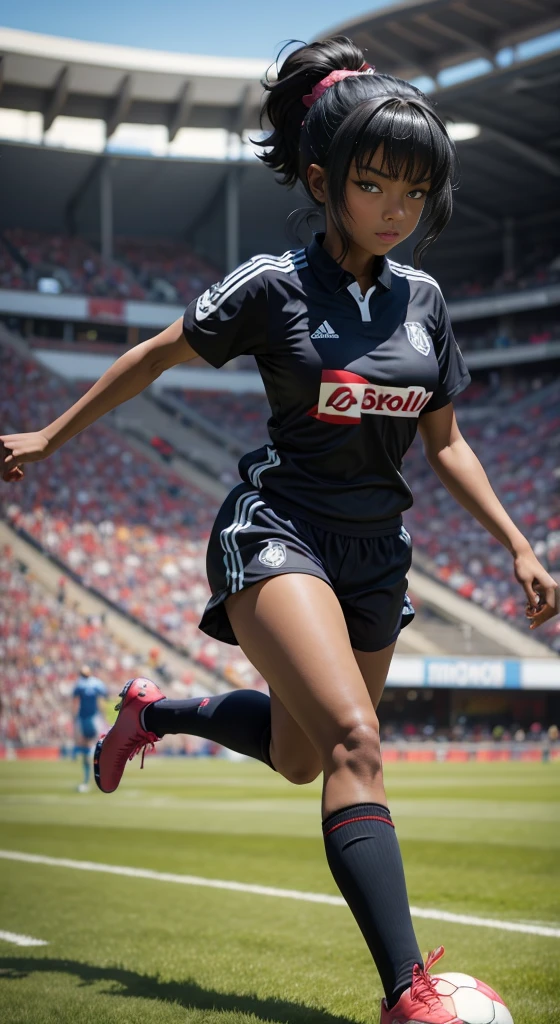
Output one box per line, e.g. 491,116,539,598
356,164,431,184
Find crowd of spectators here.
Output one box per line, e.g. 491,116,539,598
0,547,247,755
378,719,559,747
455,316,560,354
0,342,267,690
0,547,139,747
1,229,144,299
0,230,219,305
448,250,560,299
173,389,270,450
2,228,558,312
114,238,218,305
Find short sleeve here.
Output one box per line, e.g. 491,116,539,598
421,296,470,415
183,259,269,368
96,680,108,698
72,684,81,698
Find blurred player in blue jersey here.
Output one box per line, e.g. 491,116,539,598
72,664,107,791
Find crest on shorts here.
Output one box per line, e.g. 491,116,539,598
258,541,287,568
404,322,432,356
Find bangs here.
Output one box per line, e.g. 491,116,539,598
342,100,452,195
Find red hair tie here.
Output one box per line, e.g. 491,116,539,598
302,63,375,109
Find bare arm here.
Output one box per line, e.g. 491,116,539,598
418,403,558,628
1,318,198,479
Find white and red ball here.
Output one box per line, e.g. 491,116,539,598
432,973,513,1023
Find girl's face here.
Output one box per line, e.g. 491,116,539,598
308,144,431,257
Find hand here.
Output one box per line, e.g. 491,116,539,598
1,431,52,483
513,549,559,630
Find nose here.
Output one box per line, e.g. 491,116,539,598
382,201,406,223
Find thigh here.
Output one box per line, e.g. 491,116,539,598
225,573,377,757
353,641,397,710
80,717,97,742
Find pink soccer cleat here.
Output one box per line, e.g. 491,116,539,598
93,677,164,793
380,949,462,1023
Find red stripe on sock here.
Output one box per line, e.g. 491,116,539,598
323,814,394,837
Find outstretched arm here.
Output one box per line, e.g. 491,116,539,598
418,403,558,630
1,318,198,481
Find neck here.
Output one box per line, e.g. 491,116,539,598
321,229,381,295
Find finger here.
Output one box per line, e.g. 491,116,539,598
522,579,539,608
2,465,24,482
529,606,554,629
528,582,558,612
528,594,558,629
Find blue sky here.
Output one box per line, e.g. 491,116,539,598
1,1,399,59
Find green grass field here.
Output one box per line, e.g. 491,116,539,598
0,758,558,1024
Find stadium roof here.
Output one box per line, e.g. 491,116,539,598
0,27,267,137
324,0,560,81
0,10,559,288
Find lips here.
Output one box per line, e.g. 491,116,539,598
376,231,399,240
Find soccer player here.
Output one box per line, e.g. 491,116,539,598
2,35,558,1024
72,664,107,792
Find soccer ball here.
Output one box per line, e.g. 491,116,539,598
432,972,513,1023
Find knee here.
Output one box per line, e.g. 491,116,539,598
282,761,322,786
273,752,322,786
327,719,382,780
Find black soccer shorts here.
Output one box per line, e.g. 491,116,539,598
200,483,415,652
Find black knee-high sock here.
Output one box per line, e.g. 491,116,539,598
142,690,274,768
323,802,422,1008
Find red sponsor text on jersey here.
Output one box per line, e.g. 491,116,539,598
308,369,433,424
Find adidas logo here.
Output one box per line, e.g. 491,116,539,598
310,320,339,340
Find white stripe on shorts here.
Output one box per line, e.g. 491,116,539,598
220,491,265,593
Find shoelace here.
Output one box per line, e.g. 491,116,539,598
128,735,159,769
410,964,442,1011
410,947,447,1012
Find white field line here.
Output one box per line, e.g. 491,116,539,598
1,849,558,940
0,928,48,946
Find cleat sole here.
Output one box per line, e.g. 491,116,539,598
93,737,105,792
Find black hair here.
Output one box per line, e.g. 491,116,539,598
257,35,457,266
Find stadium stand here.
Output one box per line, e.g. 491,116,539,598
0,340,268,689
0,545,134,747
0,229,220,305
448,250,560,299
1,228,145,298
2,227,558,309
114,238,219,305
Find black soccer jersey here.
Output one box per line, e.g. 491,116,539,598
183,233,470,536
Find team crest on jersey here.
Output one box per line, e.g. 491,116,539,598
404,322,432,356
258,541,287,568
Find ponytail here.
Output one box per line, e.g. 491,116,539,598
255,36,457,266
258,36,366,187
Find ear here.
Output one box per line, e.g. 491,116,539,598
307,164,327,204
